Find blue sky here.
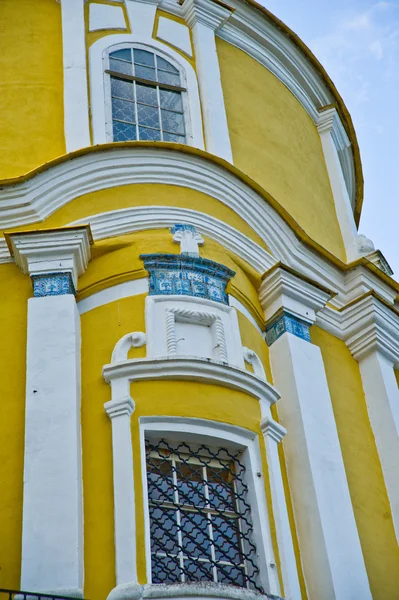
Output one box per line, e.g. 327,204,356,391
262,0,399,274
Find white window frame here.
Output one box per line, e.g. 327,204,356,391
89,34,204,149
104,42,192,145
140,416,281,596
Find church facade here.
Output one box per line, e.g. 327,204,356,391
0,1,398,599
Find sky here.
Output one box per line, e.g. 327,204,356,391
261,0,399,274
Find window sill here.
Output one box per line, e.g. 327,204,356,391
107,583,284,600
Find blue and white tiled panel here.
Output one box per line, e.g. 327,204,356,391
31,272,76,297
149,269,227,303
265,311,311,346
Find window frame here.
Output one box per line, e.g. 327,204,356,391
140,417,280,594
104,43,193,145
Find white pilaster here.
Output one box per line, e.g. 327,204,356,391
260,416,302,600
60,0,91,152
104,397,137,585
260,266,372,600
343,294,399,543
8,227,91,597
182,0,233,162
317,108,358,262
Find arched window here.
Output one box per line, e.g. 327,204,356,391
106,47,187,143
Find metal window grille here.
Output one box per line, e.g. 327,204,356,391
107,48,186,144
0,590,87,600
146,439,263,593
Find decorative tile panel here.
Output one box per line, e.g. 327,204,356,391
265,311,311,346
140,253,235,304
32,272,76,297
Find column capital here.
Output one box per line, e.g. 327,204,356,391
317,106,350,152
260,416,287,444
260,264,333,324
342,293,399,364
105,397,135,419
182,0,233,30
6,226,92,293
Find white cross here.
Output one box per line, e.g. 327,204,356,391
171,224,204,256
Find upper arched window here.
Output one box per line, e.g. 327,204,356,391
106,47,187,143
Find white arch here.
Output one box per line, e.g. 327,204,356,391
89,34,204,149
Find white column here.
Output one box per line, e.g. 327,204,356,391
183,0,233,162
317,108,358,262
343,293,399,543
60,0,91,152
8,227,91,597
260,416,302,600
260,266,372,600
104,397,137,585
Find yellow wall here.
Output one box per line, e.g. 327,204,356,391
0,0,65,179
311,326,399,598
0,264,31,588
217,40,346,262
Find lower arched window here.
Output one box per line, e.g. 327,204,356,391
106,47,186,143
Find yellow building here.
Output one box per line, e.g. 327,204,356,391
1,1,399,600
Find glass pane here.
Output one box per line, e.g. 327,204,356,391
160,89,183,111
139,126,161,141
113,120,137,141
185,558,213,582
110,49,132,62
181,511,211,559
147,457,174,502
109,58,132,76
217,564,246,587
157,56,179,73
161,110,185,135
135,64,157,82
111,77,134,100
163,132,185,143
136,83,158,107
150,507,179,554
137,104,160,129
212,515,242,563
176,461,205,506
207,464,236,511
152,554,181,584
112,98,135,124
157,70,181,87
134,49,155,67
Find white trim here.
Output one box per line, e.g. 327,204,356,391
156,17,193,57
90,35,204,149
243,347,266,381
89,3,127,32
0,148,393,308
229,295,262,334
60,0,91,152
139,417,281,596
78,278,148,314
107,582,283,600
182,0,233,162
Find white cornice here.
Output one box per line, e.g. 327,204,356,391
103,356,280,407
7,227,92,288
182,0,232,30
260,416,287,444
104,396,135,418
259,266,332,323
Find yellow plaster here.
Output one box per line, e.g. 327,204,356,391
153,10,196,68
85,0,130,47
0,264,31,588
0,0,65,179
311,325,399,598
216,39,347,262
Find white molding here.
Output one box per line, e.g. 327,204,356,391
243,347,266,381
89,3,127,32
156,17,193,57
260,266,332,323
89,34,204,149
182,0,233,162
60,0,91,152
78,279,149,315
8,227,91,289
229,295,262,333
125,0,161,40
104,396,138,585
139,417,281,595
0,147,393,308
103,356,280,408
260,416,286,444
107,582,283,600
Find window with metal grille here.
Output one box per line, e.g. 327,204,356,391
146,439,262,592
106,48,186,143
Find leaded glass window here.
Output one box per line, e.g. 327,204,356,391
146,439,262,592
107,48,186,143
